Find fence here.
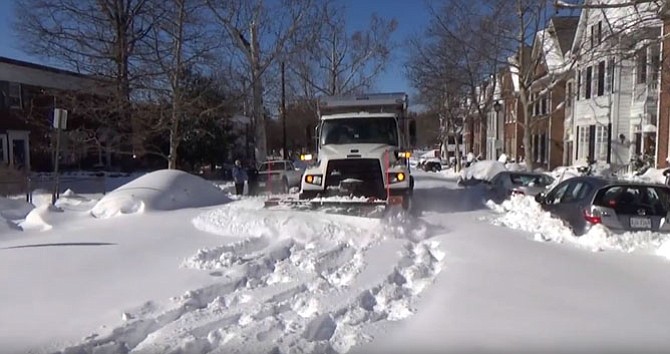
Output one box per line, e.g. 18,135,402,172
1,174,112,204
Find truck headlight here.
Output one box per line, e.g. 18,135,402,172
305,174,322,185
390,172,406,183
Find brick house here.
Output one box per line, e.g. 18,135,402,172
0,56,108,171
527,16,578,170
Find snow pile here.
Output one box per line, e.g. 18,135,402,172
629,168,667,185
486,195,670,254
548,162,616,189
18,204,63,232
90,170,231,219
60,199,444,354
0,197,33,233
459,160,507,184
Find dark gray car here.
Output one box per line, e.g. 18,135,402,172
535,176,670,236
486,171,554,203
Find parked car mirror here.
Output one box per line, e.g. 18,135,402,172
534,192,546,204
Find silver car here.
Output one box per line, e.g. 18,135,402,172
535,176,670,235
486,171,554,203
256,160,304,193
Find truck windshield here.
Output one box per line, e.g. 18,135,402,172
320,117,398,146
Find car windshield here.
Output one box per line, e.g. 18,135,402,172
509,173,553,187
593,185,670,216
259,162,286,171
320,117,398,146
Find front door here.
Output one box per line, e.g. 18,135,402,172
0,135,7,165
12,139,26,170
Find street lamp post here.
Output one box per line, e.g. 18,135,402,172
493,100,502,158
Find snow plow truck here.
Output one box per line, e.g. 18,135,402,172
265,92,417,215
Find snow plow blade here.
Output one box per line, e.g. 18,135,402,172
263,196,404,218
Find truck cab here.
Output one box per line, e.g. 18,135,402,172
299,93,416,207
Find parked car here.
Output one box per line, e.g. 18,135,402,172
486,171,554,203
534,176,670,235
256,160,303,193
420,159,442,172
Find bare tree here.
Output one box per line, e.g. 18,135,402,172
139,0,224,169
206,0,321,162
291,1,398,98
14,0,156,168
407,0,509,160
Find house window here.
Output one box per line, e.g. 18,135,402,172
585,66,592,99
566,82,573,108
651,47,660,84
595,125,608,161
606,58,615,93
577,71,581,101
597,61,605,96
540,133,547,163
578,126,589,160
8,82,21,108
637,50,647,84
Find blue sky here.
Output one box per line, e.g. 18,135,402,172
0,0,428,94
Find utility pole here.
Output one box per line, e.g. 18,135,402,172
281,61,288,159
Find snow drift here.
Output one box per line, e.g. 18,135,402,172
0,197,33,233
486,194,670,255
90,170,231,219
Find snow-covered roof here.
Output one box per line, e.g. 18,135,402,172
532,17,579,75
571,0,663,55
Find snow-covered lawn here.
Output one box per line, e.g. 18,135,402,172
2,169,670,353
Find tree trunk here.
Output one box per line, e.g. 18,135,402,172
250,20,267,162
479,114,488,159
168,0,186,170
519,90,533,170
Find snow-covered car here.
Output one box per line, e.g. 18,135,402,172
256,160,303,193
485,171,554,203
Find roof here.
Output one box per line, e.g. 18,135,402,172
0,56,90,79
551,16,579,54
571,0,663,54
0,56,110,93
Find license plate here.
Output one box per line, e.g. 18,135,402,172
630,217,652,229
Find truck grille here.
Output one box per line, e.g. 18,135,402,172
325,159,385,199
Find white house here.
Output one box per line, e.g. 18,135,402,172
569,0,662,171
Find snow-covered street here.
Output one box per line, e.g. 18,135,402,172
2,170,670,354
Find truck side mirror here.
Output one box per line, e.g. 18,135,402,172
409,120,417,146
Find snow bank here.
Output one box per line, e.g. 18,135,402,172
459,161,507,183
0,197,33,233
487,195,670,255
629,168,667,185
19,204,63,232
548,163,616,189
90,170,231,219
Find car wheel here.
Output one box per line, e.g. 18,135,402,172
282,179,289,194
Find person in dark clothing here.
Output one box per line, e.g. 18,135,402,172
232,159,248,195
246,161,259,196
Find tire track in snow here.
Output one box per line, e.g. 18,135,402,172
55,201,444,354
